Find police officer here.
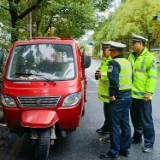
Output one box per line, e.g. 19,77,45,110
128,34,157,153
99,41,132,158
95,42,111,135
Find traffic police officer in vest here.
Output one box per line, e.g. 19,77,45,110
95,42,111,136
99,41,132,159
128,34,157,153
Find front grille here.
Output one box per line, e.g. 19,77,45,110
17,96,61,108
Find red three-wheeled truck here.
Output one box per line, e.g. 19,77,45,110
0,37,91,160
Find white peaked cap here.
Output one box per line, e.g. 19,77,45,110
132,33,148,42
108,41,126,49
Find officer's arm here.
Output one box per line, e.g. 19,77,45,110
95,60,103,79
145,55,158,94
96,59,108,80
107,60,120,96
97,60,103,71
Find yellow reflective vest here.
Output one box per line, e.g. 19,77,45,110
128,47,157,99
97,57,112,103
114,58,132,90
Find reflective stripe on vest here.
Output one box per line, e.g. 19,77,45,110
101,72,107,75
148,75,157,79
135,57,147,72
101,95,109,99
147,66,157,71
119,84,131,88
119,75,132,78
141,57,146,69
135,69,146,72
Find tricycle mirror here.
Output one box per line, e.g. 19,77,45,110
83,55,91,69
0,48,4,67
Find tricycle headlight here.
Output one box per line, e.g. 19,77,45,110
62,92,82,107
1,94,17,108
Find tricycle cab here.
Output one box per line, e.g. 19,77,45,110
0,37,91,132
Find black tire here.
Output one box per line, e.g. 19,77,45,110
82,104,85,116
35,128,50,160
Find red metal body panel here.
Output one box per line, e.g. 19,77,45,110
21,110,59,128
1,37,86,132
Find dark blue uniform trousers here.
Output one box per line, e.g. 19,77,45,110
101,102,110,132
130,98,155,147
109,98,132,156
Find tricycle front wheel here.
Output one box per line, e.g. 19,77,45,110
35,128,51,160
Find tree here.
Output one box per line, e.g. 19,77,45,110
90,0,160,56
78,41,90,53
0,0,45,43
0,0,114,44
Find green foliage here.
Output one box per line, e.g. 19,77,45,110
0,0,113,44
0,48,8,87
92,42,101,57
93,0,113,12
78,41,90,53
91,0,160,56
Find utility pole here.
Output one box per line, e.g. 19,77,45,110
26,0,32,40
26,12,32,40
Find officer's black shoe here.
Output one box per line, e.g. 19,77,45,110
99,152,119,159
119,150,130,157
142,146,153,153
96,129,109,134
131,137,142,144
104,137,110,143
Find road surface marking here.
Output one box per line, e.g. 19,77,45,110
86,72,98,84
86,91,97,93
85,71,92,77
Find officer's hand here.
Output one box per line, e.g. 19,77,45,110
144,93,150,101
109,96,116,101
95,72,101,78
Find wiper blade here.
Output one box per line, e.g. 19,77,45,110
15,72,56,85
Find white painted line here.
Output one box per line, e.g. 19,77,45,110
86,71,92,77
86,73,98,84
86,91,97,93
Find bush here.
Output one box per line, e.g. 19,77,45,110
0,48,8,88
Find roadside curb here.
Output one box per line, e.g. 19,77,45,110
0,106,4,121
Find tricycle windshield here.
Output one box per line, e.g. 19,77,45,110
6,43,76,81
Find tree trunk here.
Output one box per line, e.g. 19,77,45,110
8,0,43,44
43,18,52,35
36,20,40,36
148,34,152,51
9,4,19,43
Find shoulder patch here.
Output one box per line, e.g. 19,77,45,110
104,81,108,85
152,60,155,67
108,65,113,72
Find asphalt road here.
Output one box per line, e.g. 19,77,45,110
0,59,160,160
